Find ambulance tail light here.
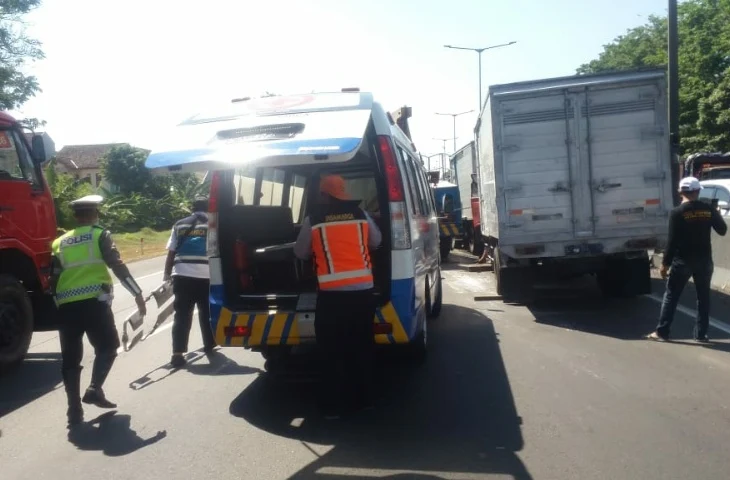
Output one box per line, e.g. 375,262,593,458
207,171,221,257
378,135,411,250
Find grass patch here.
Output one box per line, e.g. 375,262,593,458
114,228,171,262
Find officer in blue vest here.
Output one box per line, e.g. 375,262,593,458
51,195,146,428
163,195,216,368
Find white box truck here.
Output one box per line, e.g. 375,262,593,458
450,141,484,256
475,69,673,301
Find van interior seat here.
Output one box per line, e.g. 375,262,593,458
229,205,295,246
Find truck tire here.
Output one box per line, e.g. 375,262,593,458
494,248,532,303
470,235,484,257
440,238,452,262
0,274,34,373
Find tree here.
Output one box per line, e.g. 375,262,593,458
99,144,153,195
577,0,730,155
0,0,45,110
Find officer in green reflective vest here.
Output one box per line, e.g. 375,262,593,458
51,195,146,428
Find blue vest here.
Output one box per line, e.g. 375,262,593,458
174,213,209,265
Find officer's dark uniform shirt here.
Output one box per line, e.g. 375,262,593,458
663,200,728,267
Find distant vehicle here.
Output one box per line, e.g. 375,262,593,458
145,91,441,367
449,141,484,256
0,112,57,372
475,68,673,301
699,179,730,216
431,180,461,260
683,152,730,180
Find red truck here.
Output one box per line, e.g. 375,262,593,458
0,111,57,372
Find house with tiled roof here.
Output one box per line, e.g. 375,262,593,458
53,143,126,190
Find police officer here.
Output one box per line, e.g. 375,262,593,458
51,195,146,428
647,177,727,342
294,175,382,419
163,195,216,368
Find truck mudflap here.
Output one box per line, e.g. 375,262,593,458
438,220,461,238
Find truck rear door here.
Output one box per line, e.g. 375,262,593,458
575,82,669,237
498,93,577,240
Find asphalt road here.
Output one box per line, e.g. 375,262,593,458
1,253,730,479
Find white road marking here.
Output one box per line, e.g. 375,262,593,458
113,270,164,289
646,294,730,335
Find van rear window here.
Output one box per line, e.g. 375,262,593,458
229,166,379,223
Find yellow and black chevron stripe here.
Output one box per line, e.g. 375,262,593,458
215,301,410,347
439,222,460,237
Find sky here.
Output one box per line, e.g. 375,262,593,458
13,0,670,172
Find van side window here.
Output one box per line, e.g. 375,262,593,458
260,167,286,206
233,169,257,205
397,146,421,215
416,168,434,215
408,162,431,215
289,174,307,222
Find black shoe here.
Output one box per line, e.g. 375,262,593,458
67,405,84,428
82,387,117,409
695,336,710,343
203,345,217,355
170,354,186,368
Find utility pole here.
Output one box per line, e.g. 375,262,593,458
668,0,680,206
444,41,517,111
435,110,474,152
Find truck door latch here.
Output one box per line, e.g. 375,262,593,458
594,182,622,193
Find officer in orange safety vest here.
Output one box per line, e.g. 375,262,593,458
294,174,382,419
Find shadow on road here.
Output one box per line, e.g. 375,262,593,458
0,352,62,419
67,411,167,456
521,274,730,351
229,304,532,479
128,348,261,391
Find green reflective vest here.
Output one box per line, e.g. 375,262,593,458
51,226,112,306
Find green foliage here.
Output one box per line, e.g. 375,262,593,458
0,0,44,110
577,0,730,155
99,144,153,195
43,160,94,230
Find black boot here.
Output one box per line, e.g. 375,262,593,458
62,367,84,428
82,353,117,409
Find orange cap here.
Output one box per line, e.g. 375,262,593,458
319,175,350,200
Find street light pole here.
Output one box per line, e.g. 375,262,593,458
435,110,474,152
444,41,517,111
433,138,451,176
668,0,680,206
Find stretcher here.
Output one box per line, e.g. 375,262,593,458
121,281,175,352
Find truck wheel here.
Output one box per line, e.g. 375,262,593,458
0,274,34,373
471,235,484,257
494,248,532,303
440,238,452,262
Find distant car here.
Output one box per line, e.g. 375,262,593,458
699,179,730,216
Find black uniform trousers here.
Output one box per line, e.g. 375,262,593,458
315,288,377,413
172,275,215,353
58,298,120,388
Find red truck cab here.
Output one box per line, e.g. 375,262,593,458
0,111,57,372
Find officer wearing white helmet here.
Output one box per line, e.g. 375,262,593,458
50,194,146,428
647,177,727,342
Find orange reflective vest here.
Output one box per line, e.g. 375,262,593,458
310,205,373,290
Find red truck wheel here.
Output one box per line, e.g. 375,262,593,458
0,274,34,373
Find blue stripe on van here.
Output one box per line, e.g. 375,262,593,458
390,277,417,340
